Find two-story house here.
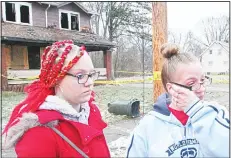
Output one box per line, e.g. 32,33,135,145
200,41,229,75
1,2,115,91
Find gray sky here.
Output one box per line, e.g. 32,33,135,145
167,2,229,34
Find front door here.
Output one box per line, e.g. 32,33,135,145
28,46,40,69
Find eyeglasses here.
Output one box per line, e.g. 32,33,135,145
170,76,211,91
66,71,100,84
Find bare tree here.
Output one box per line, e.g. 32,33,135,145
168,31,205,57
201,16,229,45
83,2,155,77
168,15,229,57
82,2,104,35
113,36,127,77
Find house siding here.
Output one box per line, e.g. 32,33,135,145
47,6,59,28
31,2,46,27
1,2,91,29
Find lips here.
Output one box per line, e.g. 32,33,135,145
198,95,204,100
84,90,91,94
196,92,205,100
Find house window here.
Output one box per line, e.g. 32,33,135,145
2,2,32,25
209,50,212,54
71,14,79,30
59,9,80,31
20,5,30,23
208,61,213,66
5,2,16,22
61,12,69,29
218,48,222,55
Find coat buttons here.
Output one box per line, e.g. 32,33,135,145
85,136,90,142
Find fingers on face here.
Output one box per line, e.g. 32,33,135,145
171,85,182,99
172,84,180,93
172,97,177,103
171,98,185,111
172,98,177,106
171,86,182,99
177,93,185,101
171,85,188,108
173,84,191,93
170,85,180,97
172,96,180,105
172,94,187,106
176,103,185,109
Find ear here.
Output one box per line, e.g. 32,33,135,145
166,83,172,94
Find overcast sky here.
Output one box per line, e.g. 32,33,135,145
167,2,229,33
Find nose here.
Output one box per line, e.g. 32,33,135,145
84,76,94,87
197,83,206,91
200,83,206,91
194,84,206,95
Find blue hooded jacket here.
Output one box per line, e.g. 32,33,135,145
126,93,229,157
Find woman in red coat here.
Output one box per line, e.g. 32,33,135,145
2,40,110,158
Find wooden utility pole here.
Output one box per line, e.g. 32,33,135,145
152,2,167,101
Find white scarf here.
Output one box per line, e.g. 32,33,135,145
39,95,90,125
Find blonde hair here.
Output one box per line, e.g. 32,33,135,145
160,43,199,91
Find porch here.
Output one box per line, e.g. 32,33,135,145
1,22,115,92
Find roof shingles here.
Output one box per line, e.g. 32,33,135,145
1,22,115,49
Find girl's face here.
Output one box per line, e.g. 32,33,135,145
55,53,95,105
167,62,206,100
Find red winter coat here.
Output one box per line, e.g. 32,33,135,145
14,103,110,158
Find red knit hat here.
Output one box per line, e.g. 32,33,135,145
3,40,88,134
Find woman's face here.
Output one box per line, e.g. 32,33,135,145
167,62,206,100
56,53,95,105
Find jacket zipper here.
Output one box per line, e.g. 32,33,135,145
184,127,186,138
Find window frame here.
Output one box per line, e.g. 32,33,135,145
59,9,80,31
2,2,33,26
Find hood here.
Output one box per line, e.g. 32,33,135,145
3,95,90,149
153,93,171,116
2,112,58,149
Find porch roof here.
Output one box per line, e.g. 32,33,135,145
1,22,116,51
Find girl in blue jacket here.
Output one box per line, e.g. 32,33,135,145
127,43,229,158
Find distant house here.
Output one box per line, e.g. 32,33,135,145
200,41,229,75
1,2,115,91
